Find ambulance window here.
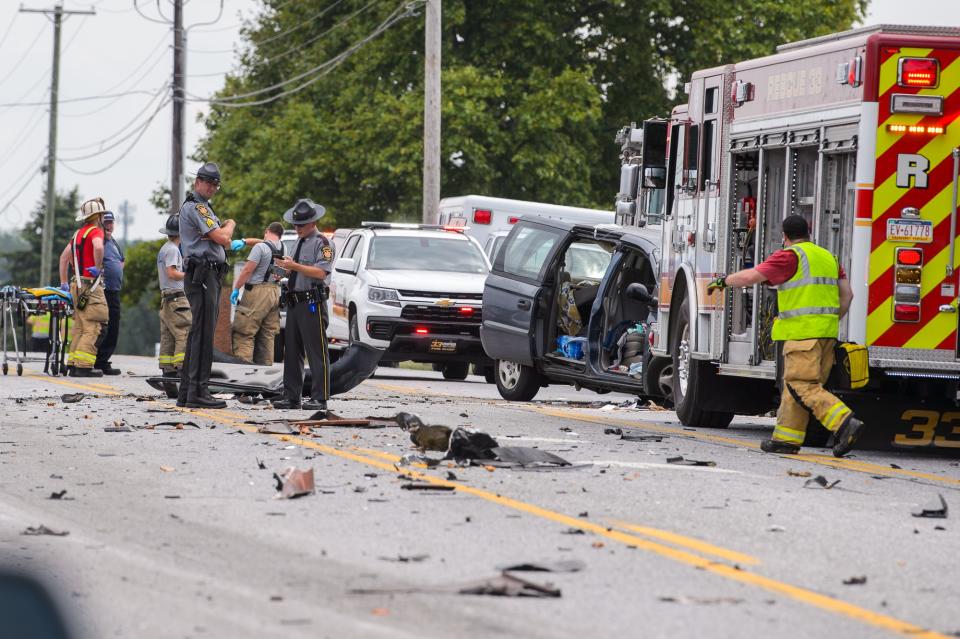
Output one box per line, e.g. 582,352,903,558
671,124,686,194
704,87,718,115
700,119,716,190
685,124,700,191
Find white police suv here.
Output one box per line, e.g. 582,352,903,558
326,222,493,380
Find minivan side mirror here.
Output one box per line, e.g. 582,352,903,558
625,282,655,304
335,258,356,274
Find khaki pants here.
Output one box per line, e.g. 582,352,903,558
773,338,852,445
159,294,192,372
232,284,280,365
68,280,108,369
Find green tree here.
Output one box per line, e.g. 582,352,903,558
4,187,81,286
197,0,867,234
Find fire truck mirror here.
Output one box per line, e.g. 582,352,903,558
641,120,668,173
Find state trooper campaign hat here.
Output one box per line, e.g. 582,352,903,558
76,197,106,222
193,162,221,184
283,198,326,225
159,214,180,236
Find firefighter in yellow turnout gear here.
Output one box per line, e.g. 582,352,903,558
157,214,192,397
707,215,864,457
58,198,110,377
230,222,285,365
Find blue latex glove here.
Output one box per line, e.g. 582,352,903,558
230,288,241,305
230,239,245,252
85,266,101,278
59,282,70,292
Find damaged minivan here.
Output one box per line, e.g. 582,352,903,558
481,218,672,403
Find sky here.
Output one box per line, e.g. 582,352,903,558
0,0,958,245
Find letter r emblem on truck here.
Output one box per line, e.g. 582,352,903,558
896,153,930,189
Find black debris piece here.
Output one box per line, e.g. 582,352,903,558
353,486,367,493
459,412,469,418
446,471,458,481
559,426,573,433
666,456,716,467
912,494,948,519
60,393,85,403
843,576,867,585
401,483,456,492
578,511,589,518
562,528,586,535
448,428,499,460
256,458,266,470
22,525,69,536
397,412,427,431
48,490,68,500
364,473,378,479
890,463,902,469
659,596,744,605
804,475,841,490
103,424,132,432
621,434,665,442
497,559,586,573
350,573,561,599
149,421,201,430
378,554,430,563
603,427,623,436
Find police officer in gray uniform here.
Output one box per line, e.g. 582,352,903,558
272,198,334,412
176,162,239,409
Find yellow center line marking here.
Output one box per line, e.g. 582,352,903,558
24,371,122,395
15,369,951,636
168,406,947,639
528,405,960,488
607,520,759,566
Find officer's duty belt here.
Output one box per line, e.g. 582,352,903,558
286,287,323,307
244,282,278,291
185,259,227,275
162,291,186,303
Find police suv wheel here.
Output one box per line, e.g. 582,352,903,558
494,359,541,402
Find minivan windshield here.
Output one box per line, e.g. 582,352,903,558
367,236,488,273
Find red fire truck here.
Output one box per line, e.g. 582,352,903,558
616,25,960,450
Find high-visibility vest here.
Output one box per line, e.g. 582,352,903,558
29,313,50,338
771,241,840,341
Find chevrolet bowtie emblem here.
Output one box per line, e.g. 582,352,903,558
435,299,454,307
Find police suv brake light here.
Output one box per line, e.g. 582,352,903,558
473,209,492,225
415,327,429,334
458,306,474,316
899,58,939,89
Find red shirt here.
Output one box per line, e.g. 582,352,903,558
73,224,104,273
755,249,846,286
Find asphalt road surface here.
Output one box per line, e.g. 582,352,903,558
0,355,958,639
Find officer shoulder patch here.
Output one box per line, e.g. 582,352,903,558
321,245,333,261
204,217,214,228
196,204,209,216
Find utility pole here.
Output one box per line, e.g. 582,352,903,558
171,0,185,214
422,0,441,224
118,200,134,248
20,2,95,283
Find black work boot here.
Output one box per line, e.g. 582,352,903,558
272,398,302,410
70,367,103,378
161,370,179,399
760,439,801,454
832,416,864,458
303,399,327,413
184,396,227,409
96,363,121,375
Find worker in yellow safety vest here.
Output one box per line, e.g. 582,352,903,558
707,215,864,457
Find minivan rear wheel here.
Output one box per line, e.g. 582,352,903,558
495,360,541,401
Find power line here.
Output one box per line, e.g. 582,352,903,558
0,88,166,108
58,96,170,175
189,0,301,34
0,150,46,217
192,2,418,108
188,0,350,54
0,22,47,87
60,84,170,153
0,109,48,173
0,12,20,53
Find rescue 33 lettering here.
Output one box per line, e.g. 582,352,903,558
895,410,960,447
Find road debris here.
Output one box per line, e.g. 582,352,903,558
788,470,812,477
666,456,716,467
660,596,744,605
378,554,430,563
273,467,315,499
843,576,867,585
620,434,665,442
48,490,69,500
804,475,841,489
912,494,948,519
159,465,175,472
767,525,786,533
401,483,456,492
22,525,69,536
147,421,201,430
351,572,562,598
604,427,623,435
60,393,85,403
256,458,266,470
103,422,132,432
496,559,586,573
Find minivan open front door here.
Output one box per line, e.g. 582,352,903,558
481,221,569,365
